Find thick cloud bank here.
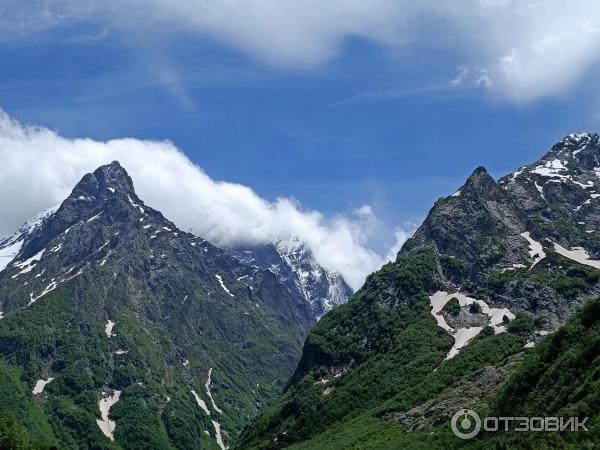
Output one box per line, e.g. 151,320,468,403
2,1,600,100
0,111,406,289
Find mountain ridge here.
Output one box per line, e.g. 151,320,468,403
0,161,341,449
239,133,600,449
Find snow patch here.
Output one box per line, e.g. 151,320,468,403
500,263,527,273
205,368,223,414
553,243,600,269
0,239,24,273
191,390,211,415
572,180,594,189
429,291,515,360
96,390,121,441
446,327,483,360
28,279,60,305
127,195,145,214
49,243,63,254
32,377,54,395
531,159,568,179
12,249,46,278
105,320,116,337
100,250,111,267
212,420,225,450
534,181,546,200
508,168,524,181
428,291,455,332
520,232,546,268
215,275,234,297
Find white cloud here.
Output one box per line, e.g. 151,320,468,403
384,228,411,263
0,110,408,289
2,1,600,100
449,66,470,87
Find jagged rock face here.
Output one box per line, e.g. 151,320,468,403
0,205,59,273
404,166,529,281
231,237,352,320
239,135,600,450
393,355,522,433
401,134,600,328
500,132,600,256
0,161,315,449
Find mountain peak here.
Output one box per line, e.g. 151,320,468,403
91,161,135,194
539,132,600,171
562,132,598,145
64,161,135,208
469,165,488,177
462,165,496,194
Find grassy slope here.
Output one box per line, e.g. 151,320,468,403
237,248,528,449
257,298,600,450
0,288,222,450
239,245,600,449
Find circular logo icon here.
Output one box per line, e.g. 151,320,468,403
451,409,481,439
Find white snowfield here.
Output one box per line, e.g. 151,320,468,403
0,205,59,274
520,232,546,268
96,390,121,441
191,390,211,415
553,243,600,269
0,240,24,273
32,377,54,395
205,368,223,414
429,291,515,360
215,274,234,297
530,158,569,179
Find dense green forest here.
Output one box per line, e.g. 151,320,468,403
238,248,599,449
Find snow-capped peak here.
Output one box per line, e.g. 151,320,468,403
564,132,595,143
274,236,352,318
0,204,59,273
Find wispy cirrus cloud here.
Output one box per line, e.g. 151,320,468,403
327,83,453,108
2,1,600,101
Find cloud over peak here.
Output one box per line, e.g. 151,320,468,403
0,110,405,289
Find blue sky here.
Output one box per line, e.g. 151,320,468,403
1,1,600,286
